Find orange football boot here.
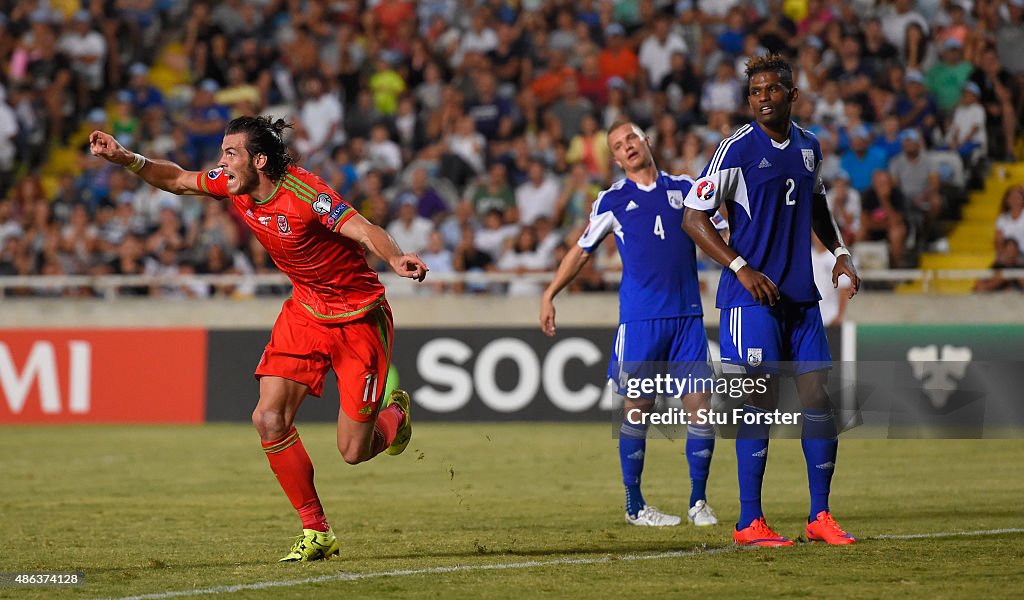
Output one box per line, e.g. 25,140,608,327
806,511,857,545
733,517,794,547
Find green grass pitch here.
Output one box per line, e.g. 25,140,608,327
1,423,1022,598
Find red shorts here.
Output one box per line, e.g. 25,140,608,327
255,297,394,422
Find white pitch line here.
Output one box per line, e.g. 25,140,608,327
870,527,1024,540
109,528,1024,600
109,546,735,600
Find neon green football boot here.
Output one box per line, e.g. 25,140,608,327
279,528,340,562
384,389,412,456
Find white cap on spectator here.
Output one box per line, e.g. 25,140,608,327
899,128,922,143
942,38,963,52
86,108,107,124
605,23,625,37
904,69,925,85
199,79,220,94
849,125,872,141
962,81,981,97
29,8,51,24
607,76,628,90
72,9,91,23
129,62,149,77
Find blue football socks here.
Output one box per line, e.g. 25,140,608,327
735,404,771,528
686,424,715,507
802,407,838,521
620,419,648,517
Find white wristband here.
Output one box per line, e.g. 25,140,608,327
728,256,747,273
126,153,147,173
833,247,851,258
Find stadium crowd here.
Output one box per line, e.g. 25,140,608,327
0,0,1022,298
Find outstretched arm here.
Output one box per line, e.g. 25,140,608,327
338,213,428,281
89,131,205,195
540,243,591,336
683,207,780,305
811,191,860,298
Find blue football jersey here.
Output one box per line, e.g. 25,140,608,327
684,121,825,309
578,171,703,322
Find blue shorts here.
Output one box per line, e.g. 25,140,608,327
719,303,831,375
608,316,714,400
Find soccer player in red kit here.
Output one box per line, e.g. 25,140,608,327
89,116,427,562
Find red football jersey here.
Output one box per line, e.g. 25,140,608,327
197,165,385,322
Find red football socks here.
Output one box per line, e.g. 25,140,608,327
370,403,405,456
261,427,329,532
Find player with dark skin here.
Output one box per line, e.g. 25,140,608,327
683,69,860,411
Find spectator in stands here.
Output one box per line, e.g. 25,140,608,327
926,37,973,115
840,125,889,193
126,63,163,114
828,170,861,245
872,114,904,162
881,0,929,55
814,81,846,128
812,236,851,325
554,162,596,229
700,61,743,116
419,230,454,294
995,185,1024,253
859,170,908,267
638,10,687,90
974,238,1024,292
549,78,594,143
945,81,987,164
0,85,17,198
365,123,403,182
293,75,343,170
452,225,495,294
496,225,553,296
440,200,478,250
515,158,561,226
896,69,939,140
598,23,639,85
465,162,515,220
185,79,229,167
970,45,1019,162
402,167,449,222
59,10,107,112
387,194,434,256
829,34,873,103
566,113,610,182
889,128,942,249
475,208,518,263
601,77,632,130
6,0,1024,296
902,21,937,74
467,71,513,140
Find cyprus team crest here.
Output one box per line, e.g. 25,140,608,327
666,189,685,209
802,148,815,172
